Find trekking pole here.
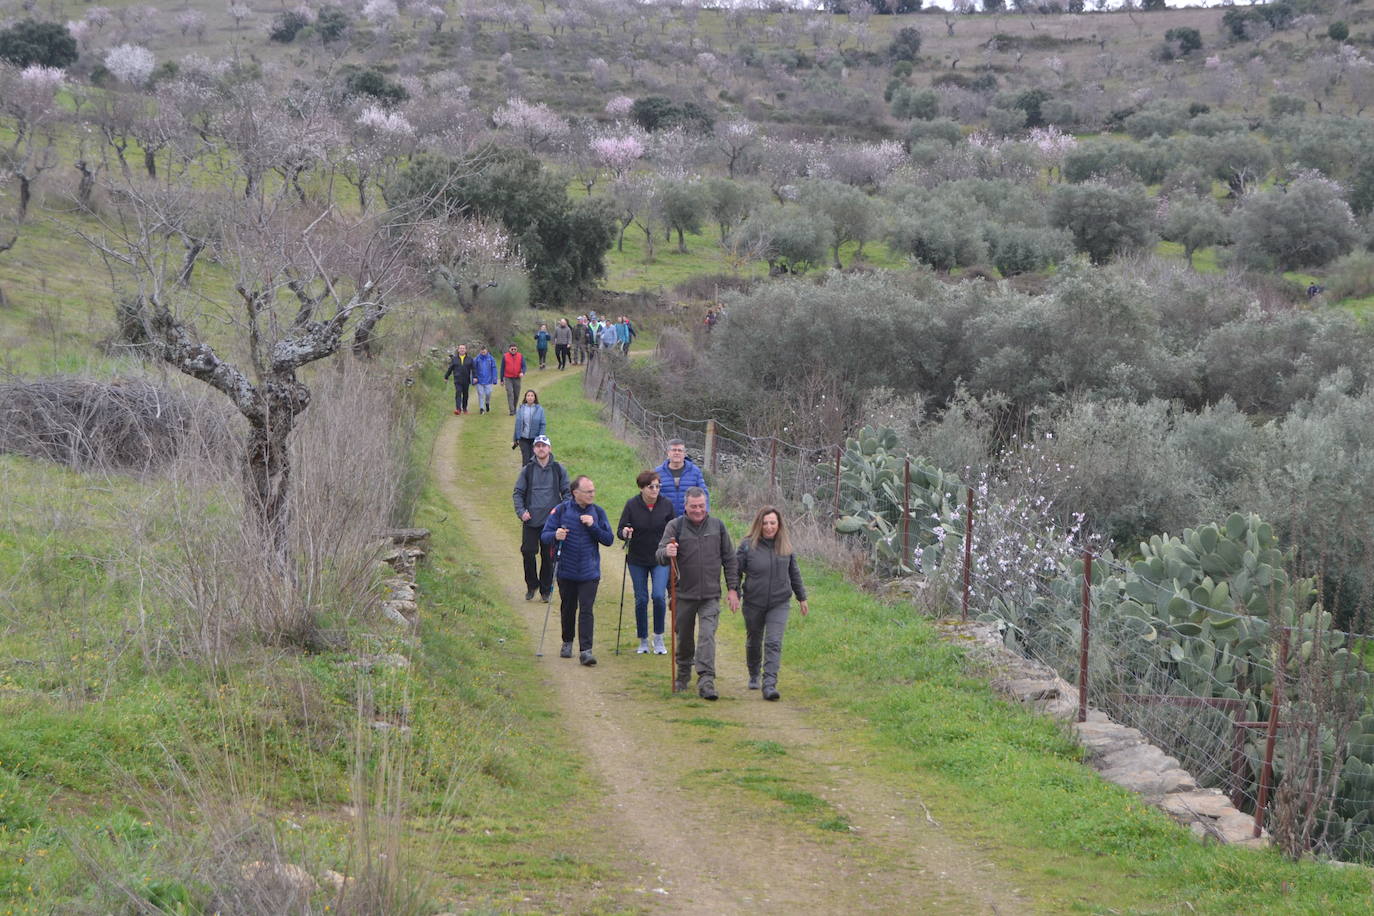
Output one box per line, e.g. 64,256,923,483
615,541,628,655
536,543,560,657
669,547,679,692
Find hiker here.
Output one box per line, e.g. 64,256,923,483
443,343,475,415
657,487,740,700
471,345,499,414
617,470,677,655
617,316,636,355
542,476,615,666
512,389,547,466
654,438,708,516
573,316,590,365
736,505,809,702
553,318,573,370
535,323,551,370
514,435,570,605
599,320,619,351
501,343,527,415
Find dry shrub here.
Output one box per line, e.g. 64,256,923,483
0,376,232,471
112,361,415,659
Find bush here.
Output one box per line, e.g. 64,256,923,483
1063,139,1176,185
1165,26,1203,54
344,69,408,106
1270,94,1308,118
907,118,963,146
1325,250,1374,300
631,96,714,133
887,27,922,62
886,202,989,271
1329,21,1349,42
891,86,939,121
1123,102,1190,140
988,224,1074,276
986,106,1027,137
317,6,349,43
1231,177,1359,270
1049,182,1156,265
269,11,310,43
0,19,77,68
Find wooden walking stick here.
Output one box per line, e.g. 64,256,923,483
669,547,679,693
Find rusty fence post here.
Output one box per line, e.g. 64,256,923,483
1078,550,1093,724
961,486,974,622
1254,627,1290,838
833,445,842,519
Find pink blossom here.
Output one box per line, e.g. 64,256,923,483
591,134,645,178
604,95,635,119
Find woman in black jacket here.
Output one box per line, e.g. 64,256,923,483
617,470,677,654
736,505,809,701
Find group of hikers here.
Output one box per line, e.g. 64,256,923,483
444,313,810,701
511,437,809,701
548,311,637,371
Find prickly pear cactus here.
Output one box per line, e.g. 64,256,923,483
831,425,962,576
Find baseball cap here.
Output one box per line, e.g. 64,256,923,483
534,435,551,446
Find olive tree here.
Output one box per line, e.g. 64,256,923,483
1049,181,1156,264
1231,176,1358,270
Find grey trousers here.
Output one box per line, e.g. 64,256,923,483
744,601,791,688
504,377,521,413
675,597,720,683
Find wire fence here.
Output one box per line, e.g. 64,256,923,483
585,352,1374,863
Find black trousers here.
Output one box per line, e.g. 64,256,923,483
521,526,555,595
558,577,599,650
555,344,570,369
517,437,535,466
537,347,548,368
453,381,470,411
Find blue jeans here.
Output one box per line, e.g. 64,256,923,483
626,562,668,638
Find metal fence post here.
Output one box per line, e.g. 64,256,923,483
961,486,974,622
1078,550,1093,724
1254,627,1290,838
902,458,911,568
610,380,619,428
704,419,717,475
833,445,842,519
769,437,778,495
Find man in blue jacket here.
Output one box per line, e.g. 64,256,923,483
541,475,614,665
471,345,499,414
654,439,708,516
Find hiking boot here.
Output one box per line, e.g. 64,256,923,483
698,679,718,701
652,634,667,655
763,686,780,701
525,589,536,601
580,649,597,666
636,638,650,654
560,642,573,658
541,591,552,603
453,409,460,415
748,674,760,690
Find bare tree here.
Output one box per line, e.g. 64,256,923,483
0,63,65,220
73,171,429,552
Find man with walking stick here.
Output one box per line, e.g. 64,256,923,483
513,435,569,603
542,476,614,665
657,488,739,700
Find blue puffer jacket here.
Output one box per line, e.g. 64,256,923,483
653,458,708,516
472,352,499,385
540,499,614,582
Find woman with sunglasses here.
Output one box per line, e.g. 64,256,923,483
617,470,677,654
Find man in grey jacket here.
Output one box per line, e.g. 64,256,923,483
657,487,740,700
513,436,570,602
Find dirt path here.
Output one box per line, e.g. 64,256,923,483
433,371,1033,914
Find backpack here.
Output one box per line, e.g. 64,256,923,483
521,459,568,509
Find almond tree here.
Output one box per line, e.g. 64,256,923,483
1,64,66,220
74,165,430,551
